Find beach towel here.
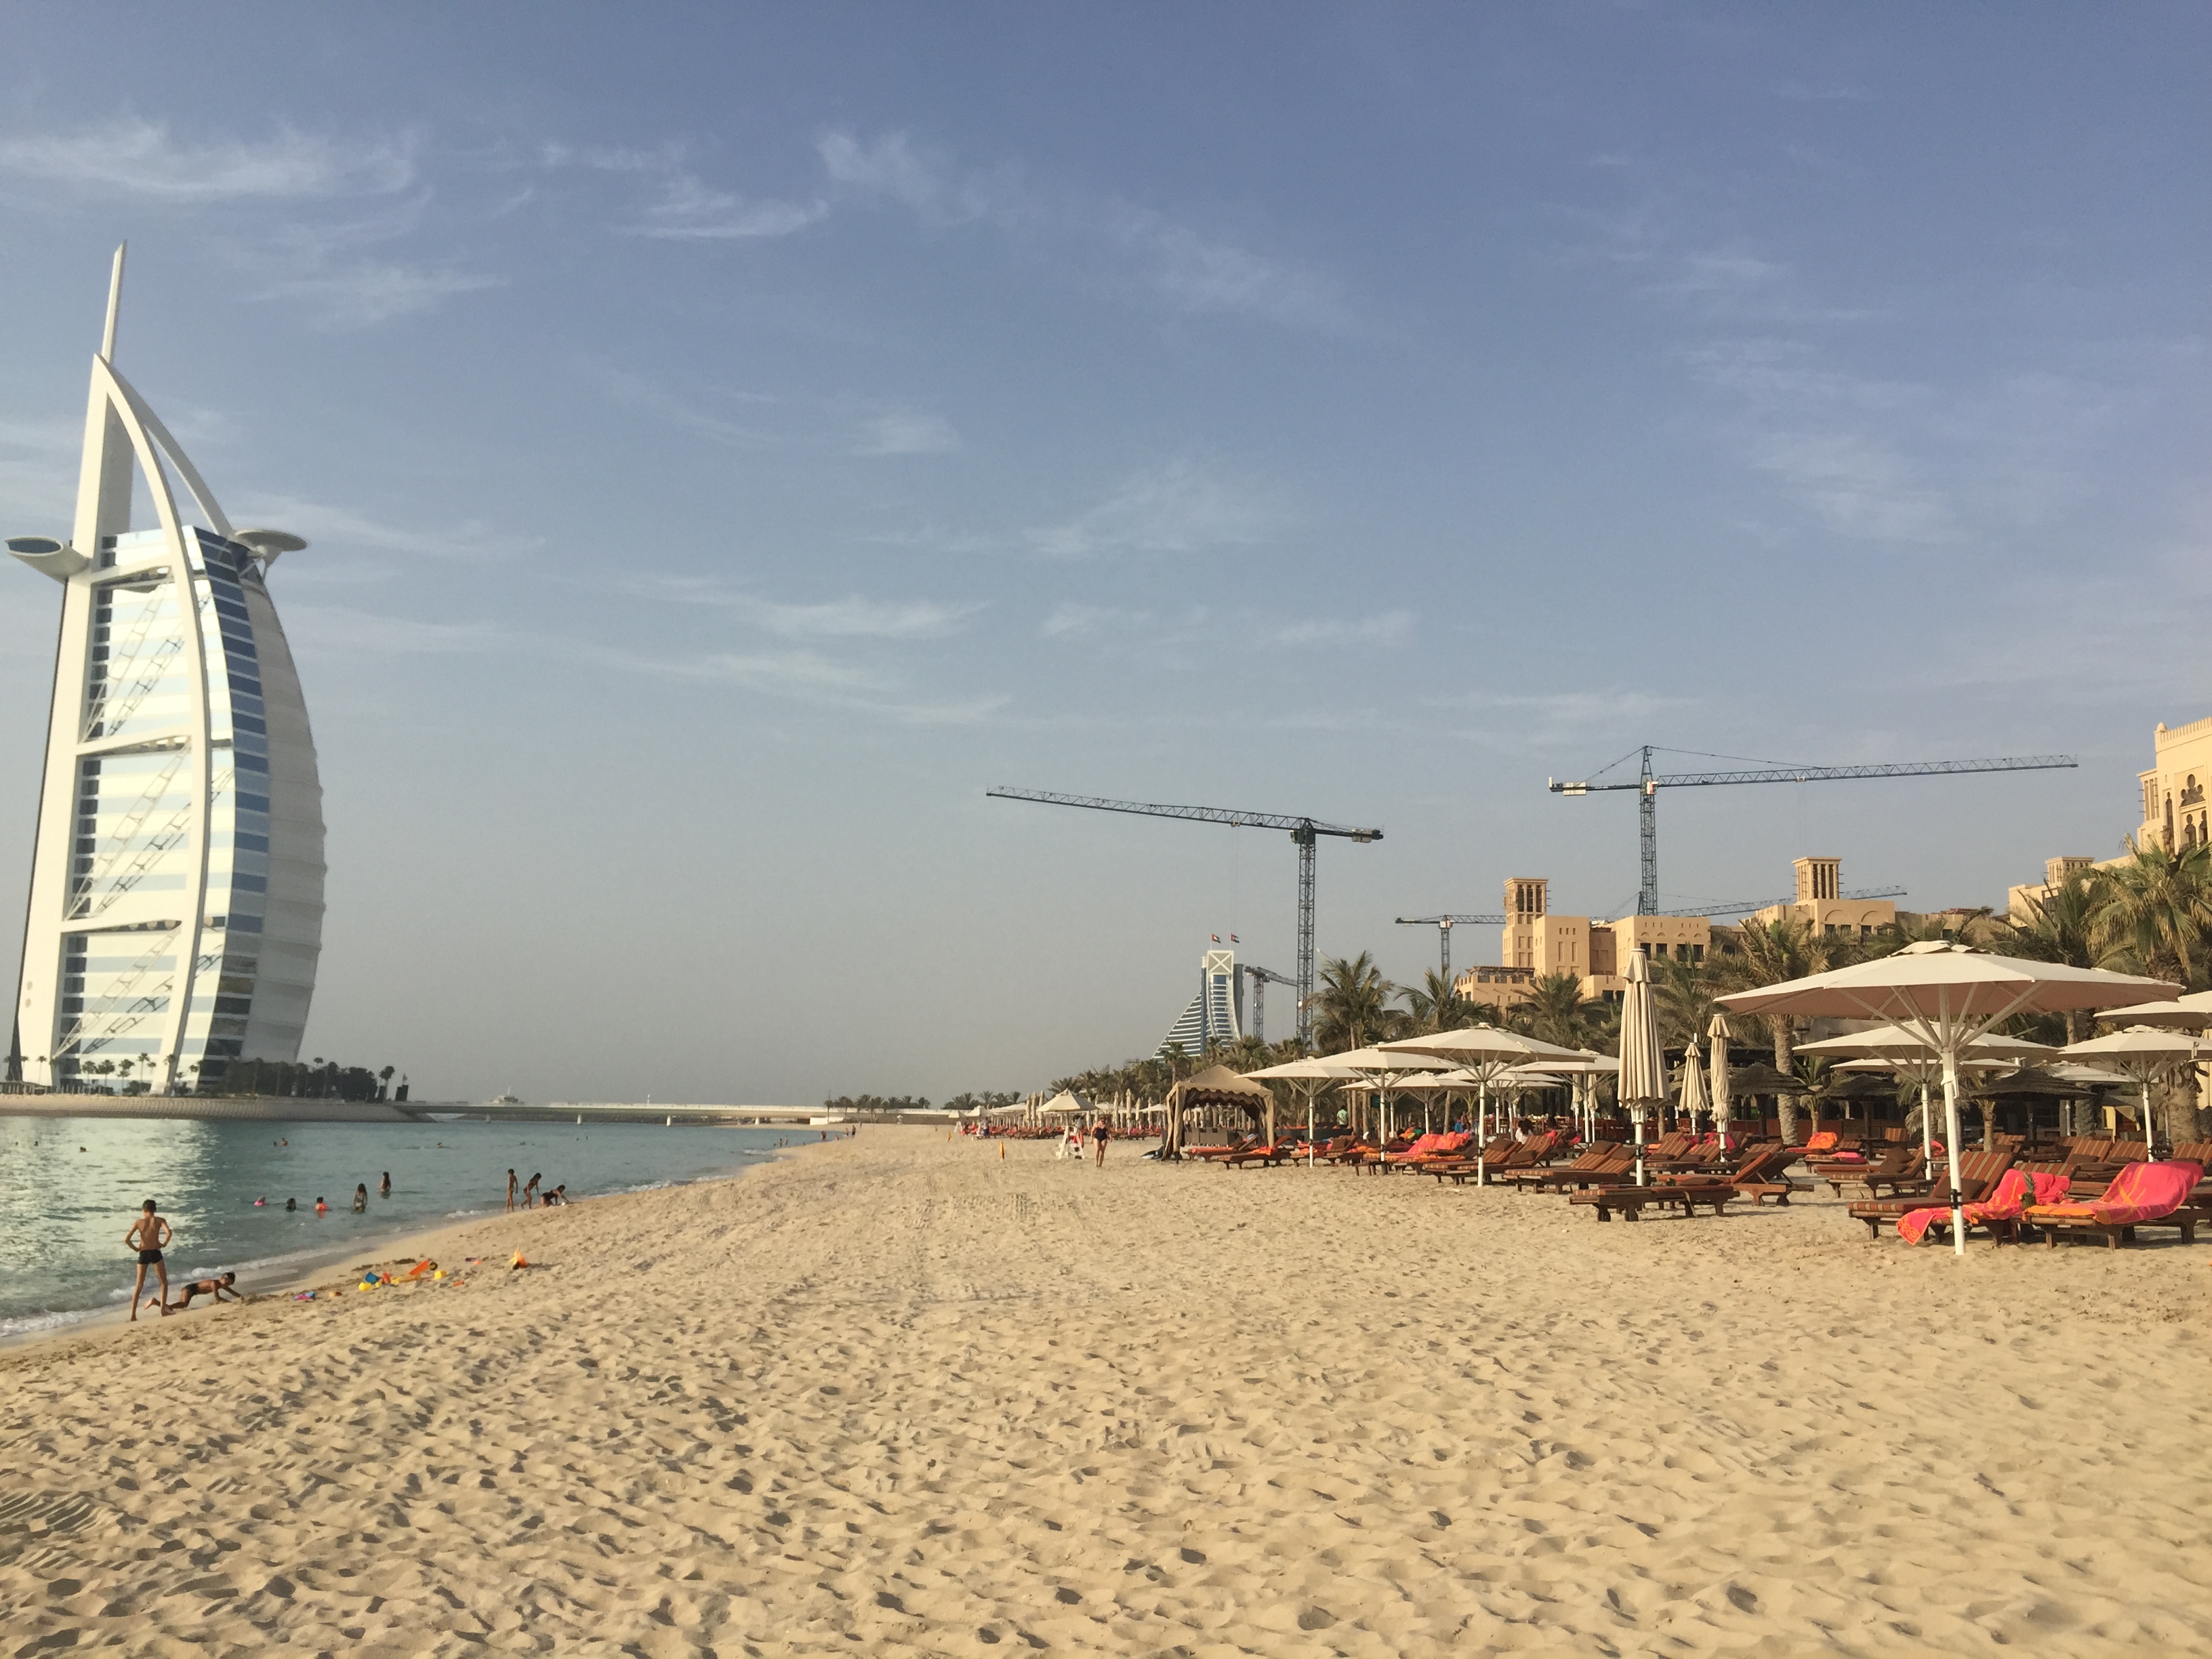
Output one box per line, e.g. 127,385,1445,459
1805,1131,1839,1151
2025,1160,2200,1227
1898,1168,2036,1246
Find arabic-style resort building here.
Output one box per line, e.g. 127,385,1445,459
5,247,323,1092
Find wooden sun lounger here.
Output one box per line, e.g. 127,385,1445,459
1570,1181,1736,1221
1826,1147,1921,1197
1523,1151,1637,1192
1847,1149,2014,1239
1221,1141,1300,1168
1429,1132,1565,1185
1490,1142,1620,1190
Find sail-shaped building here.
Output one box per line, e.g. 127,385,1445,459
5,248,324,1092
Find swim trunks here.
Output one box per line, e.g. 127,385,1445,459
138,1248,163,1265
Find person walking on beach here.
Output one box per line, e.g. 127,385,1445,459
506,1168,518,1212
1094,1122,1110,1166
523,1172,541,1208
125,1200,171,1321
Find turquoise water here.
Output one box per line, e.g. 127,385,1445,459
0,1116,804,1338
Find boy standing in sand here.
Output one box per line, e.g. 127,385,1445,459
125,1200,171,1321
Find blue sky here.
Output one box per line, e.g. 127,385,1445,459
0,3,2205,1103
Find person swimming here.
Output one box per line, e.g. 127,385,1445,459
352,1184,368,1212
253,1197,266,1206
285,1197,297,1211
379,1172,390,1198
314,1196,327,1214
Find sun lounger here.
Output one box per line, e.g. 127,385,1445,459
1820,1145,1914,1195
1897,1168,2071,1246
1570,1181,1736,1221
2025,1160,2205,1248
1522,1149,1637,1192
1221,1141,1300,1168
1846,1149,2015,1239
1490,1142,1620,1190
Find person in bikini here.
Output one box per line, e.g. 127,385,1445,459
125,1200,172,1321
167,1272,241,1311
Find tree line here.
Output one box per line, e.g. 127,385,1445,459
1046,836,2212,1143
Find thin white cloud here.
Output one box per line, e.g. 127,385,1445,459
258,262,504,329
632,174,827,241
855,411,960,455
597,369,775,447
282,605,508,655
615,575,983,640
1032,459,1282,559
588,642,1005,724
0,119,415,201
818,127,1346,327
232,495,539,562
1267,611,1413,647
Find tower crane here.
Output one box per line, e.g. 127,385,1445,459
1393,914,1505,981
1237,964,1297,1043
1549,746,2077,916
986,787,1383,1048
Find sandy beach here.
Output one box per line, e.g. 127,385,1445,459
5,1127,2212,1656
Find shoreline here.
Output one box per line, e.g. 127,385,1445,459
0,1139,802,1357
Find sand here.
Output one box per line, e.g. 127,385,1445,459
5,1128,2212,1656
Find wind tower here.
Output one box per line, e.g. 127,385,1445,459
5,247,325,1092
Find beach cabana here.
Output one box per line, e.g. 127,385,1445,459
1719,942,2175,1256
1162,1064,1275,1160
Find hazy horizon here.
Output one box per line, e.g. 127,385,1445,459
0,4,2205,1103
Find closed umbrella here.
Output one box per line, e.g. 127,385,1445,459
1678,1033,1710,1136
1617,951,1666,1186
1718,942,2175,1257
1707,1014,1733,1149
2058,1027,2203,1160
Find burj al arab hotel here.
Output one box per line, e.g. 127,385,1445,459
5,248,323,1093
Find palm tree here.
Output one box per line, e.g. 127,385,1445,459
2092,836,2212,989
1995,869,2104,1044
2093,837,2212,1143
1515,970,1597,1051
1399,968,1470,1035
1311,953,1405,1053
1708,918,1824,1141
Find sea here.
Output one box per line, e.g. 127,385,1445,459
0,1115,802,1340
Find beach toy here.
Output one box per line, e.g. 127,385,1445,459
432,1269,445,1281
510,1252,528,1270
405,1259,436,1280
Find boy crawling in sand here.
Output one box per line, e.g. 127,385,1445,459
162,1272,242,1313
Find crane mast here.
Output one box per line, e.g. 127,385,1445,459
987,787,1382,1048
1393,913,1506,980
1549,747,2077,915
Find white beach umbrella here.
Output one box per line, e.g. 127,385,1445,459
2094,991,2212,1031
2058,1026,2203,1160
1798,1025,2056,1159
1678,1032,1710,1136
1315,1046,1453,1153
1719,942,2176,1256
1245,1056,1360,1166
1617,951,1666,1185
1706,1015,1733,1148
1381,1025,1589,1183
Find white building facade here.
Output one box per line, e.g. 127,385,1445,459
7,250,324,1092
